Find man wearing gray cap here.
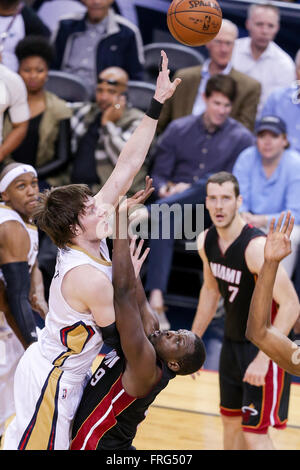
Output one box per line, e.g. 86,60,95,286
233,115,300,278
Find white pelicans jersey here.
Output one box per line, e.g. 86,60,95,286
39,239,112,377
0,203,38,278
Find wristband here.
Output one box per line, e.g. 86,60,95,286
146,97,163,120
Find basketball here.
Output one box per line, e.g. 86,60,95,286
167,0,223,47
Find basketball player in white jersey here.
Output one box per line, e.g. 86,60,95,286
0,162,47,444
3,51,182,450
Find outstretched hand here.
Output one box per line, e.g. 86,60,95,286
154,50,182,103
265,212,294,263
129,236,150,278
115,176,153,239
118,176,154,215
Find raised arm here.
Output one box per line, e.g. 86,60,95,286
112,184,159,397
129,237,159,336
191,230,221,338
246,213,300,376
94,51,181,209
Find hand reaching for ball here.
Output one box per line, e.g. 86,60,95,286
154,50,182,103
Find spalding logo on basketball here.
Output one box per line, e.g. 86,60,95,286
167,0,223,47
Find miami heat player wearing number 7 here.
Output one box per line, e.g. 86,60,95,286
191,172,299,450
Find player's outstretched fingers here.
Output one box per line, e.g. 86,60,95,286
160,50,168,72
139,247,150,265
281,211,291,233
281,211,294,236
134,238,145,259
130,235,138,254
286,215,295,239
172,77,182,90
275,212,285,232
269,217,276,234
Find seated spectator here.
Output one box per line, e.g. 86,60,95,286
52,0,144,98
36,0,87,34
158,19,261,134
0,63,29,164
261,48,300,153
233,115,300,278
3,35,73,189
145,74,255,328
70,65,148,197
0,0,50,71
231,3,296,116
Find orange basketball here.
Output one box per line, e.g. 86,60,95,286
167,0,222,47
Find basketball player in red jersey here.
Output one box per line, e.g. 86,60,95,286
70,184,206,450
192,171,299,450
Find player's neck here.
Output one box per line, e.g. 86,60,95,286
4,202,31,224
72,238,102,259
216,214,246,249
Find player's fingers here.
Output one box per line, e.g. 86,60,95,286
129,235,138,255
139,247,150,265
135,239,144,259
160,50,168,71
131,190,144,201
143,177,154,195
287,215,295,238
282,211,291,233
254,376,265,387
242,371,253,384
276,212,285,232
269,217,275,234
131,238,143,260
190,370,201,380
172,77,182,89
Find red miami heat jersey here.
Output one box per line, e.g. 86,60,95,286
71,346,175,450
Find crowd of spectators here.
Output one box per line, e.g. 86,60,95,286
1,0,300,331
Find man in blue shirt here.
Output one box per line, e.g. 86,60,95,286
233,115,300,278
261,49,300,153
146,74,254,328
